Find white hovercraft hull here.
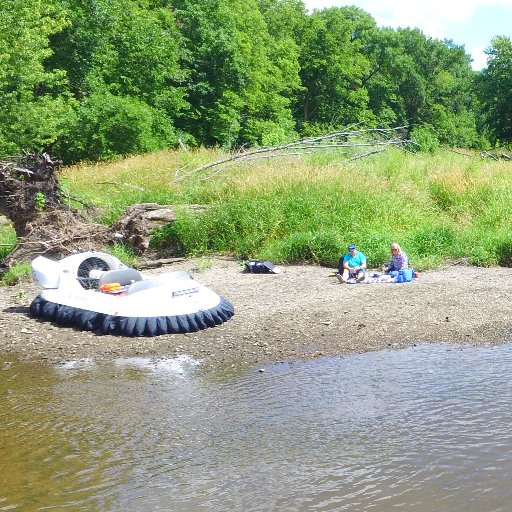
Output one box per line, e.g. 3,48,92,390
29,252,234,336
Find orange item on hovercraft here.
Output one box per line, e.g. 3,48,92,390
99,282,122,293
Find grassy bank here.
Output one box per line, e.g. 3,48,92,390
3,148,512,271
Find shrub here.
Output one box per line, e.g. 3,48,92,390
56,92,177,163
411,126,440,153
0,262,31,286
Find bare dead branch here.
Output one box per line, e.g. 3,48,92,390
0,153,163,266
448,149,476,157
349,149,387,161
480,151,499,160
174,126,413,181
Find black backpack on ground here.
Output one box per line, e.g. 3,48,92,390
244,260,278,274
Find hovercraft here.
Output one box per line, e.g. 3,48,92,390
29,251,234,336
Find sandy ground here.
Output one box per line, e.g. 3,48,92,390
1,258,512,368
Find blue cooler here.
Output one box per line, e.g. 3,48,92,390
398,269,413,282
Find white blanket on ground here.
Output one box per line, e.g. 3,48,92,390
344,273,395,284
362,273,395,284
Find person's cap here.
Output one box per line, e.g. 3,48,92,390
348,244,356,250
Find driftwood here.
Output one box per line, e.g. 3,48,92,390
480,151,499,161
111,203,209,255
135,257,187,269
0,152,66,236
174,126,413,181
0,153,112,266
448,149,475,157
480,151,512,161
0,153,206,266
111,203,176,255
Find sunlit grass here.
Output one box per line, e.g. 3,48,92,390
0,223,17,260
0,262,31,285
3,147,512,271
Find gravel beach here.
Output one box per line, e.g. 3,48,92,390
1,258,511,368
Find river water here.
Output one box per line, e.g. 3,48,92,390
2,343,512,511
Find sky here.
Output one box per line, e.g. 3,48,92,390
302,0,512,70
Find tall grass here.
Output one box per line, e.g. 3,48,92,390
0,223,17,260
3,147,512,270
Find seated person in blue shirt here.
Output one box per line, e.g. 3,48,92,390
337,244,367,283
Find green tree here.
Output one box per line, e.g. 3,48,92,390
477,36,512,145
0,0,73,156
258,0,306,136
56,92,177,162
296,7,374,132
362,26,480,147
172,0,298,148
49,0,187,161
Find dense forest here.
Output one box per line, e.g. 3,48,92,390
1,0,512,163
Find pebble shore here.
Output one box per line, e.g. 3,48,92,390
1,258,511,368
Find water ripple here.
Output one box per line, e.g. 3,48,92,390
3,344,512,511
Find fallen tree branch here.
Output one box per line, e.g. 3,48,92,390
448,149,476,157
349,149,387,161
174,126,413,181
1,154,180,266
135,257,187,269
480,151,499,160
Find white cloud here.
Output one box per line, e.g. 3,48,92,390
303,0,512,69
350,0,510,39
469,47,489,71
305,0,504,36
